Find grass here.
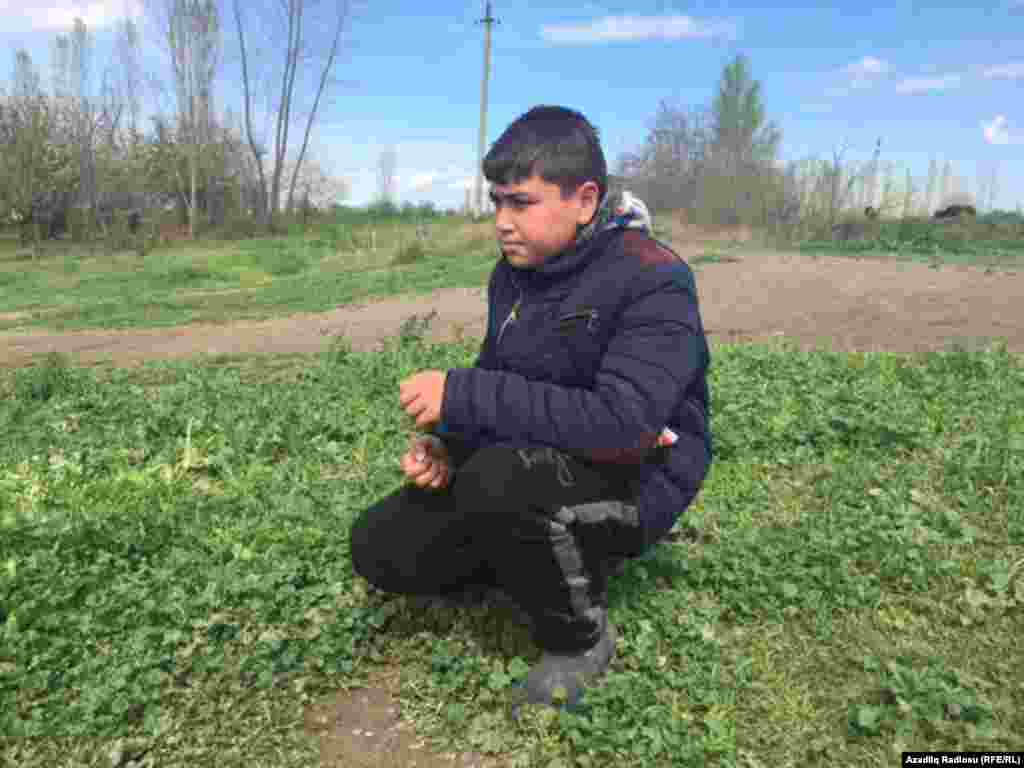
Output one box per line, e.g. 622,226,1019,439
0,216,500,332
1,326,1022,767
795,213,1024,270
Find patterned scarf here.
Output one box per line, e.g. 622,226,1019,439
573,188,653,249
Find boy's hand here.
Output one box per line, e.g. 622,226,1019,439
399,370,447,431
401,434,453,491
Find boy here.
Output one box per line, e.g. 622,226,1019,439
349,105,712,717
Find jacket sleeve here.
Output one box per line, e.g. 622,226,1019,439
440,261,708,465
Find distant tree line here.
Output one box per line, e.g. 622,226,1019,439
0,0,355,248
611,54,1008,240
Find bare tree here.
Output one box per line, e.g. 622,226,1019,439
43,19,136,243
282,147,350,210
821,142,868,226
924,157,939,216
147,0,221,237
985,160,1000,212
114,18,143,140
877,160,899,215
863,138,881,211
377,146,397,206
50,19,101,214
614,98,715,216
939,159,953,208
901,167,916,218
233,0,356,230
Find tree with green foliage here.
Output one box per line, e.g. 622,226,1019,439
707,53,783,227
0,51,79,246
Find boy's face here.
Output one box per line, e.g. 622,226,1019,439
490,174,600,269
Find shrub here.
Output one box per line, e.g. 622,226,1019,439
263,242,310,276
106,209,133,253
322,224,353,252
68,207,85,243
211,216,265,241
392,240,426,266
14,352,82,403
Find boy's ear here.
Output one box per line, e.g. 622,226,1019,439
576,181,601,225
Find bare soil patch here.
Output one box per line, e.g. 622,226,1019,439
305,664,501,768
2,247,1022,370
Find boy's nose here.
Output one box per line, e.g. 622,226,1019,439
495,208,515,233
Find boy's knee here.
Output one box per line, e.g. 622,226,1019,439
451,442,524,502
348,509,371,578
348,507,388,587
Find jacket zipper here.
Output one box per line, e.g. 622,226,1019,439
497,272,523,348
496,272,600,348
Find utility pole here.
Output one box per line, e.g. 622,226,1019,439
474,0,499,219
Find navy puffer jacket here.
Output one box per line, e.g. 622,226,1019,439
434,195,712,551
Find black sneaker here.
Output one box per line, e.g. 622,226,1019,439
511,617,617,719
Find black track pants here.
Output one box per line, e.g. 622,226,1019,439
349,443,647,653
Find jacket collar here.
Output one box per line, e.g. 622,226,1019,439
503,189,653,290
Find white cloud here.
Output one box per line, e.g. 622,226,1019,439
983,115,1023,145
1,0,139,30
410,173,440,192
895,74,962,94
408,167,487,193
983,61,1024,80
843,56,888,78
540,15,738,45
838,56,888,91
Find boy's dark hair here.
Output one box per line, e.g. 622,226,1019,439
483,105,608,203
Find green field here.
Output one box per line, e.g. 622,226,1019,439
0,216,502,333
2,213,1023,766
2,327,1022,766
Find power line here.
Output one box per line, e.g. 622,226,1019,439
473,0,500,219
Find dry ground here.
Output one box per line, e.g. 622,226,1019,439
1,247,1022,370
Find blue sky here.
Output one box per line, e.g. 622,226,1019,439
2,0,1022,213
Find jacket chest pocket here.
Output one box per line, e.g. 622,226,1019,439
500,306,603,386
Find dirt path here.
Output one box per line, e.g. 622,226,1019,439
2,248,1021,369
